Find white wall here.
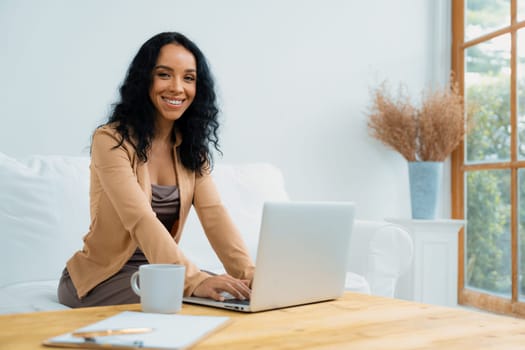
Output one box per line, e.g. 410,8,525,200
0,0,451,220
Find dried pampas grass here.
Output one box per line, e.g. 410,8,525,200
367,77,466,161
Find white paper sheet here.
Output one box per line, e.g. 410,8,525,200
43,311,230,349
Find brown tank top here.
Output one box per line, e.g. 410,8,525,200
128,184,180,263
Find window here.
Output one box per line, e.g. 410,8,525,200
452,0,525,316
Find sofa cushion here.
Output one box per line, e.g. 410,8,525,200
0,153,90,287
0,280,69,314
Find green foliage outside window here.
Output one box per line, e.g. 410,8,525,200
465,75,525,296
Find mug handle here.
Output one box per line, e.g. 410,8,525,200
130,271,141,296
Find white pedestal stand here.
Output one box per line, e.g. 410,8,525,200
386,219,465,307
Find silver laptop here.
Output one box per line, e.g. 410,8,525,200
183,201,355,312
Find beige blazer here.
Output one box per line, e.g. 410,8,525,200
67,125,254,299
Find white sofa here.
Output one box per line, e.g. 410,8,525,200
0,152,413,315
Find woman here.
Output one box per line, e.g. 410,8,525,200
58,32,254,307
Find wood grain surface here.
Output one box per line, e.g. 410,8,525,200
2,292,525,350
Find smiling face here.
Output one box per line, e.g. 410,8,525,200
149,43,197,127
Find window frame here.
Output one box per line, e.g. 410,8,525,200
452,0,525,316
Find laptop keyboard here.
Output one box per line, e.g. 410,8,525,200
224,298,250,305
221,292,250,305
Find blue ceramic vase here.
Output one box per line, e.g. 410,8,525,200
408,161,443,219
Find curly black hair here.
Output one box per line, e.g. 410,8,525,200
105,32,220,174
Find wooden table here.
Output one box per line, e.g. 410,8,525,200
2,292,525,349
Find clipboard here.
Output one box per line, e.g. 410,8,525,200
42,311,230,350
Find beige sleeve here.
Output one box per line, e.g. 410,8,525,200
192,170,255,281
91,128,210,295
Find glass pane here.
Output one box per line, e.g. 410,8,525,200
465,169,511,297
519,0,525,22
466,0,510,41
520,169,525,300
519,29,525,159
465,34,511,163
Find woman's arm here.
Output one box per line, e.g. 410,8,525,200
191,170,255,282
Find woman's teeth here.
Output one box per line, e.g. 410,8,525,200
164,98,182,105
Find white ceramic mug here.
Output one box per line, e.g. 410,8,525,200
130,264,186,313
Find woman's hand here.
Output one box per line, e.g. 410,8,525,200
193,274,251,301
